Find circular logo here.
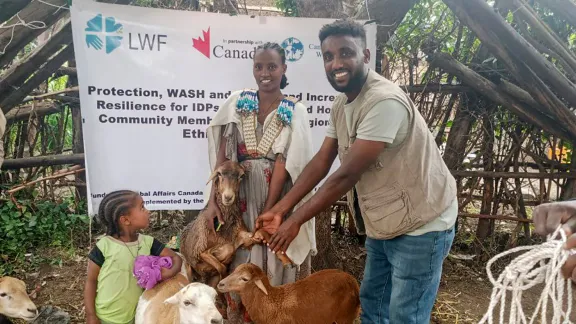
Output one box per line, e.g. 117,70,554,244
281,37,304,62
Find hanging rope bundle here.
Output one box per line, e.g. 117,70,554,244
479,226,574,324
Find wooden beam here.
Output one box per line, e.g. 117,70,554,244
496,79,540,109
536,0,576,28
400,84,471,93
20,86,79,103
429,52,575,141
354,0,419,45
0,0,68,69
1,153,85,170
451,170,576,179
458,213,533,223
5,102,61,123
3,151,574,184
56,66,77,77
442,0,576,125
0,44,74,114
0,18,71,99
0,0,32,25
510,0,576,75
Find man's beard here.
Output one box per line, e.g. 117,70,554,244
327,68,365,93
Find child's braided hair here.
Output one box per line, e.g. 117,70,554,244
97,190,140,236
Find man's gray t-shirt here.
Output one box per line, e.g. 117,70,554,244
326,99,457,235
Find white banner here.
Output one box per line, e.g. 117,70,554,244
70,0,377,215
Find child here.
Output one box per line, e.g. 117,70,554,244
83,190,182,324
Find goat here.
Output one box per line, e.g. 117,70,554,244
216,263,360,324
0,276,38,322
180,160,291,288
135,254,223,324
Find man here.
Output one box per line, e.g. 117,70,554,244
255,19,458,323
533,200,576,283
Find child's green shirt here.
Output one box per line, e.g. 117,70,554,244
88,234,164,324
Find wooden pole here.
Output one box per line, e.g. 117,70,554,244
1,153,84,169
458,213,533,223
451,170,576,179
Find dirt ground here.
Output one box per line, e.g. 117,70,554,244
8,216,576,324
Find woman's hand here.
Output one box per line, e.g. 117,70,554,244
205,199,224,234
255,209,283,235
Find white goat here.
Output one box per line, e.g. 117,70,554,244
0,276,38,322
135,255,223,324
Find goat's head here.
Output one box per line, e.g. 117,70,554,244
216,263,268,296
0,277,38,321
207,160,245,207
164,282,223,324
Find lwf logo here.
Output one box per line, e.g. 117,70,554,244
85,14,123,54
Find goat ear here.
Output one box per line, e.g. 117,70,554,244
254,279,268,295
206,170,219,185
164,294,179,305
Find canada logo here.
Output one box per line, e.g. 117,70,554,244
193,27,210,58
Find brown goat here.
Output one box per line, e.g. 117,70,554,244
180,160,256,288
216,263,360,324
180,160,293,289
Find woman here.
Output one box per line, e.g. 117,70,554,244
205,42,317,323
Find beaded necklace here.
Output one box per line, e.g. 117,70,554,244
236,89,295,158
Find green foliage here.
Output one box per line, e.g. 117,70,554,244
275,0,298,17
0,197,89,275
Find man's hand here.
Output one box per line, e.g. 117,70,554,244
533,201,576,237
255,209,283,234
266,218,301,254
533,200,576,282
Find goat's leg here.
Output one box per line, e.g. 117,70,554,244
199,251,228,278
235,230,259,250
253,229,294,267
212,243,235,266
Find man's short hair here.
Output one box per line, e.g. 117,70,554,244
318,19,367,48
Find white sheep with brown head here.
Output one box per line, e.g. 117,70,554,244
0,276,38,322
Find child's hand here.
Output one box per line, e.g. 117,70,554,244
86,315,101,324
161,266,170,280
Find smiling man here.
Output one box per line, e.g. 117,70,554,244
255,19,458,323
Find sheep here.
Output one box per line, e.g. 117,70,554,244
135,254,223,324
180,160,291,289
216,263,360,324
0,276,38,322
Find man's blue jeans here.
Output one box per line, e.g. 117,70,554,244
359,226,455,324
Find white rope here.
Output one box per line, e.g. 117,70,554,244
479,226,574,324
0,0,69,55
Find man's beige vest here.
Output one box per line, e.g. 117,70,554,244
333,70,457,239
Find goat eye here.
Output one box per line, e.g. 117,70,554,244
241,277,248,282
0,293,6,297
184,301,194,306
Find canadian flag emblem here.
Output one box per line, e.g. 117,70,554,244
193,27,210,58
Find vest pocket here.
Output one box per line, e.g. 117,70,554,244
360,187,414,237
